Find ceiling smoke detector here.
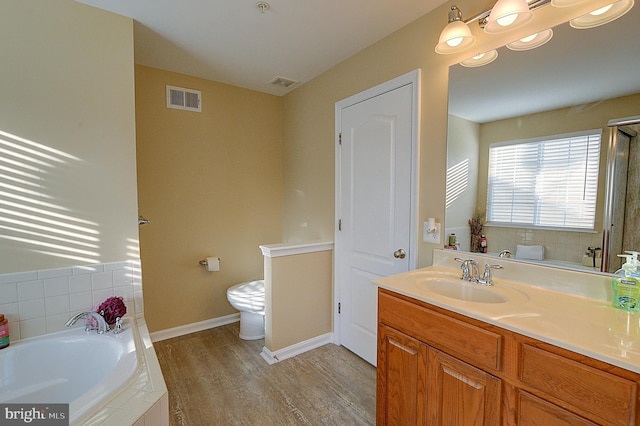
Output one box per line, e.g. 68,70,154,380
270,76,299,89
256,1,270,13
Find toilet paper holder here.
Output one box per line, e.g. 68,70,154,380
199,257,222,267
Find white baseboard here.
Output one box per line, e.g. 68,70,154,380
260,332,334,365
150,313,240,342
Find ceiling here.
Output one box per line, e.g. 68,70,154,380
449,4,640,123
75,0,448,96
73,1,640,115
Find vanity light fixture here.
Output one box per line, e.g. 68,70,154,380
506,28,554,50
435,0,550,55
484,0,534,34
569,0,634,29
460,50,499,67
435,6,476,54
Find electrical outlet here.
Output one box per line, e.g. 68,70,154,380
423,222,441,243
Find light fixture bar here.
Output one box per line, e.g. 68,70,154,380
464,0,552,27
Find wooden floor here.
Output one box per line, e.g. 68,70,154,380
154,322,376,425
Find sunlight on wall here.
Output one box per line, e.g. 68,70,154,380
126,237,140,261
0,129,101,264
126,238,141,283
446,158,470,208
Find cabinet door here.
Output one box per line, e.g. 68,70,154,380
427,347,501,425
377,324,428,426
518,391,598,426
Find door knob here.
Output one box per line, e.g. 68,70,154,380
393,249,406,259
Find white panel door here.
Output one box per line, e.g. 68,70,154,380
336,73,417,365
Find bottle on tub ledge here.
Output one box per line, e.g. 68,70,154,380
0,314,9,349
480,235,487,253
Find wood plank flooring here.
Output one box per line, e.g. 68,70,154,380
154,322,376,425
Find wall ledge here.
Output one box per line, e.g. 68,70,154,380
260,241,334,258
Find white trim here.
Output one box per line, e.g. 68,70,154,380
150,313,240,342
333,69,421,346
260,333,334,365
259,241,334,258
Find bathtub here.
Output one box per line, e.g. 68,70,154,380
0,319,139,425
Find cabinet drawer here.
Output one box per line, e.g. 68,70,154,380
378,290,502,371
518,391,597,426
520,344,637,425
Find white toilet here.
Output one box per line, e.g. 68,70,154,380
226,279,265,340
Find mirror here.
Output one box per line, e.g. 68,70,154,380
446,5,640,274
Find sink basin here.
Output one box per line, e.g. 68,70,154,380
423,279,507,303
404,269,530,305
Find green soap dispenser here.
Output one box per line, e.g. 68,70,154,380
625,251,640,275
612,254,640,311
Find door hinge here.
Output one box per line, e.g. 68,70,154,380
338,302,341,314
338,219,342,231
338,132,342,145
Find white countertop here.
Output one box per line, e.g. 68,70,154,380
375,255,640,374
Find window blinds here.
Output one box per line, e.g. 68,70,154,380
486,131,601,230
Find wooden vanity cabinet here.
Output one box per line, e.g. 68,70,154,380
377,324,428,425
377,288,640,425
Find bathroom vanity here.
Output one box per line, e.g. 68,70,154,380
375,250,640,425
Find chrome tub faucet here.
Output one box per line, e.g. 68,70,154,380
65,311,110,334
498,249,512,258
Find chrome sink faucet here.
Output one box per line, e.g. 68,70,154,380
477,264,504,286
65,311,110,334
455,258,479,282
455,258,503,285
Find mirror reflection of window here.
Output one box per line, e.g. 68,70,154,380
487,130,601,229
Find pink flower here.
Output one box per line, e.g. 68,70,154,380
97,296,127,325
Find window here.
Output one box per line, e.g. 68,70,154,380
486,130,601,230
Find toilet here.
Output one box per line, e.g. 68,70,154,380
226,280,265,340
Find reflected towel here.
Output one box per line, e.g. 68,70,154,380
516,244,544,260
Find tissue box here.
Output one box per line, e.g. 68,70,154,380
515,245,544,260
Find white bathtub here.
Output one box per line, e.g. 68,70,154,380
0,319,139,425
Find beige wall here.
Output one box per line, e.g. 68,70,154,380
445,114,480,251
279,0,603,268
0,0,138,273
265,250,333,351
135,66,283,332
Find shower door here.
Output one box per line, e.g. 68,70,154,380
604,117,640,272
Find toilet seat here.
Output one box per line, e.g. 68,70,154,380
226,280,265,315
227,280,265,296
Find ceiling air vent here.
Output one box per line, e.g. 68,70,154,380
270,76,299,89
166,85,201,112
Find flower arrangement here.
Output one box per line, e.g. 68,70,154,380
97,296,127,325
468,214,484,253
85,296,127,329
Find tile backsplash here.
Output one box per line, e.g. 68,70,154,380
483,227,602,263
0,260,142,341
